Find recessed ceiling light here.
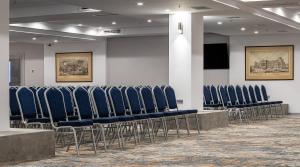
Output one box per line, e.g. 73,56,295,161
217,21,223,25
165,9,171,12
254,30,259,34
137,2,144,6
112,21,116,25
53,39,58,43
32,37,37,40
147,19,152,23
77,24,83,27
81,8,101,13
241,27,246,31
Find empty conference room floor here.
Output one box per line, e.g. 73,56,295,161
12,115,300,167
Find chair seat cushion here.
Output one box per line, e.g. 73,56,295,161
10,115,22,121
269,101,283,104
148,112,165,118
68,115,79,120
177,109,198,115
163,111,180,117
204,104,222,108
57,120,93,127
133,114,149,120
93,117,119,124
27,118,50,123
117,115,136,122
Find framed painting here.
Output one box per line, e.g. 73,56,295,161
245,45,294,80
56,52,93,82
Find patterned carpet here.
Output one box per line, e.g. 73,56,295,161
10,115,300,167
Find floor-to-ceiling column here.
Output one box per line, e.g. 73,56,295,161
0,0,10,131
169,12,203,110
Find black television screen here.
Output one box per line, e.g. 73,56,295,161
204,43,229,69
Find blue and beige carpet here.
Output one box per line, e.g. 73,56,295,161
11,115,300,167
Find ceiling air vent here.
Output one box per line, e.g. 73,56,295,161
191,6,211,11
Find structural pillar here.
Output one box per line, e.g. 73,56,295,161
169,12,203,111
0,0,10,131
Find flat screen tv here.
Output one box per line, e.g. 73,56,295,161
204,43,229,69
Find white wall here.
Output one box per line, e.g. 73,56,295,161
10,43,44,86
230,34,300,113
204,33,229,86
107,36,169,86
44,40,107,86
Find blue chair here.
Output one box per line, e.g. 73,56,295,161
121,86,130,111
204,86,221,109
36,87,49,118
16,87,50,128
164,86,200,134
210,85,222,107
126,87,153,142
45,87,96,155
60,87,79,120
140,87,167,140
29,87,42,117
9,87,22,121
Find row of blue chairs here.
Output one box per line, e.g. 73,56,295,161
203,85,284,122
9,85,200,155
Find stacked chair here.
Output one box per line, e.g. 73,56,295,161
203,84,284,123
9,85,200,155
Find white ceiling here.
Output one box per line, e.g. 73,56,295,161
9,0,300,44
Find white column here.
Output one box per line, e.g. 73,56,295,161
0,0,10,130
169,12,203,111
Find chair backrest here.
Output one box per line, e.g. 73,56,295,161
9,87,21,116
126,87,143,115
121,86,130,110
242,85,252,104
60,87,75,116
29,86,41,116
140,87,156,113
164,86,178,110
45,88,67,123
261,85,269,101
227,85,238,105
152,86,168,112
235,85,245,105
73,87,94,119
254,85,263,102
91,87,112,118
36,87,49,117
203,86,212,105
248,85,257,103
17,87,38,120
109,87,126,116
210,85,220,105
219,86,230,107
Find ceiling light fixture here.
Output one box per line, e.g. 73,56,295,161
81,7,102,13
137,2,144,6
77,24,83,27
53,39,58,43
217,21,223,25
112,21,117,25
241,27,246,31
32,37,37,40
147,19,152,23
178,22,184,34
254,30,259,34
165,9,171,12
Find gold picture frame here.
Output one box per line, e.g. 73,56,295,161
56,52,93,82
245,45,294,80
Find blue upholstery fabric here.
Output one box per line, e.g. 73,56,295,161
248,85,258,104
27,118,50,123
126,87,143,115
74,87,94,120
60,87,74,116
92,87,111,117
9,88,21,116
141,87,157,114
235,85,245,105
148,112,165,118
57,120,93,127
219,86,230,107
164,86,178,110
29,87,41,116
109,87,126,116
261,85,269,102
210,86,220,105
227,86,238,105
133,114,149,120
242,86,252,104
203,86,213,105
17,87,38,119
254,85,263,102
93,117,119,124
105,87,113,112
37,88,49,117
153,86,168,111
10,115,22,120
45,88,67,122
117,115,136,122
121,87,130,110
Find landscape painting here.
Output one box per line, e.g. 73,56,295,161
56,52,93,82
245,45,294,80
